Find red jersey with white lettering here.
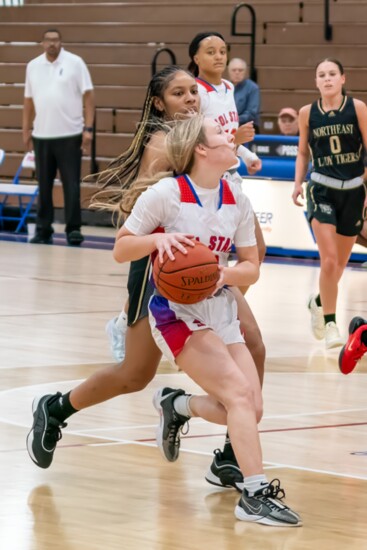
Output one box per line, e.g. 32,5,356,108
196,77,239,136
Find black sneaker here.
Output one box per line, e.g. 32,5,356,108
235,479,302,527
152,387,189,462
67,230,84,246
30,233,53,245
26,393,67,469
205,449,244,492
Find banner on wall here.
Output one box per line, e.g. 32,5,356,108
241,178,367,260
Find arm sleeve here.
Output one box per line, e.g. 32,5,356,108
24,64,32,98
78,59,94,94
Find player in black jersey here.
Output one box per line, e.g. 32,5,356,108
292,58,367,349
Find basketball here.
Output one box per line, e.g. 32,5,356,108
153,241,219,304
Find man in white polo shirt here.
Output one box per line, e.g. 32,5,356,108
22,28,95,245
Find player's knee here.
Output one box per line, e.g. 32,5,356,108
115,363,155,393
225,380,259,415
322,255,338,275
213,401,228,425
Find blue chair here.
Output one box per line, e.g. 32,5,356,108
0,151,38,233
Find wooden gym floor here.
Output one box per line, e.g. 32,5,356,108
0,226,366,550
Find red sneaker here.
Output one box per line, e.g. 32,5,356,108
339,317,367,375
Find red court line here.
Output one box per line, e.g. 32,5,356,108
6,420,367,454
135,419,367,443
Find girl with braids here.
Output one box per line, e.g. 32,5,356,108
292,58,367,349
113,115,301,527
26,66,201,468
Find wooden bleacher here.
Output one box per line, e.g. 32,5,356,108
0,0,366,212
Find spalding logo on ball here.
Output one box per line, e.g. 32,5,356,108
153,241,219,304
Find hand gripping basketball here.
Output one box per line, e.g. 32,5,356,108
153,241,219,304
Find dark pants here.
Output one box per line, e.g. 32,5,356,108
33,135,82,236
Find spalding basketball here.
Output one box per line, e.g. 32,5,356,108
153,241,219,304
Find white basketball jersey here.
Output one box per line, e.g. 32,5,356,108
196,77,239,136
148,175,247,361
165,174,241,266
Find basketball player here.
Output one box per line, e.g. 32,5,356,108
112,115,301,526
188,33,261,172
26,67,199,467
105,55,266,490
292,58,367,349
187,31,266,274
26,67,259,493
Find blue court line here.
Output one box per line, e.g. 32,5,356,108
0,230,115,250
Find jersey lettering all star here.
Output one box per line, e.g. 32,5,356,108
196,78,239,136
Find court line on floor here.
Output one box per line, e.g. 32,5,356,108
67,442,367,481
2,409,367,434
4,417,367,450
2,402,367,432
10,437,367,482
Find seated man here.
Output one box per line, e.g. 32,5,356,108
339,317,367,374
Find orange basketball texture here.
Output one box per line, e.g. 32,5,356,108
153,242,219,304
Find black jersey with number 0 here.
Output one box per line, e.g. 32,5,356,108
308,95,364,180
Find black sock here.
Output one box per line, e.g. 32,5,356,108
222,431,237,462
324,314,336,325
362,330,367,346
315,294,322,307
48,391,78,423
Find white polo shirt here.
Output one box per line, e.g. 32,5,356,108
24,48,93,138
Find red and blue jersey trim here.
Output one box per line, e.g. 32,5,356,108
196,77,231,93
176,174,236,208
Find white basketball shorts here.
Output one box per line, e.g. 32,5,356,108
148,287,244,366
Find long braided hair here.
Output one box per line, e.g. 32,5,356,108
90,66,194,217
120,114,207,216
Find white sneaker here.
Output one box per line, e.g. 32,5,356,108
325,322,343,349
105,314,127,362
308,294,325,340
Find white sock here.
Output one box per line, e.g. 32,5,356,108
243,474,268,495
115,311,127,330
173,394,193,418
